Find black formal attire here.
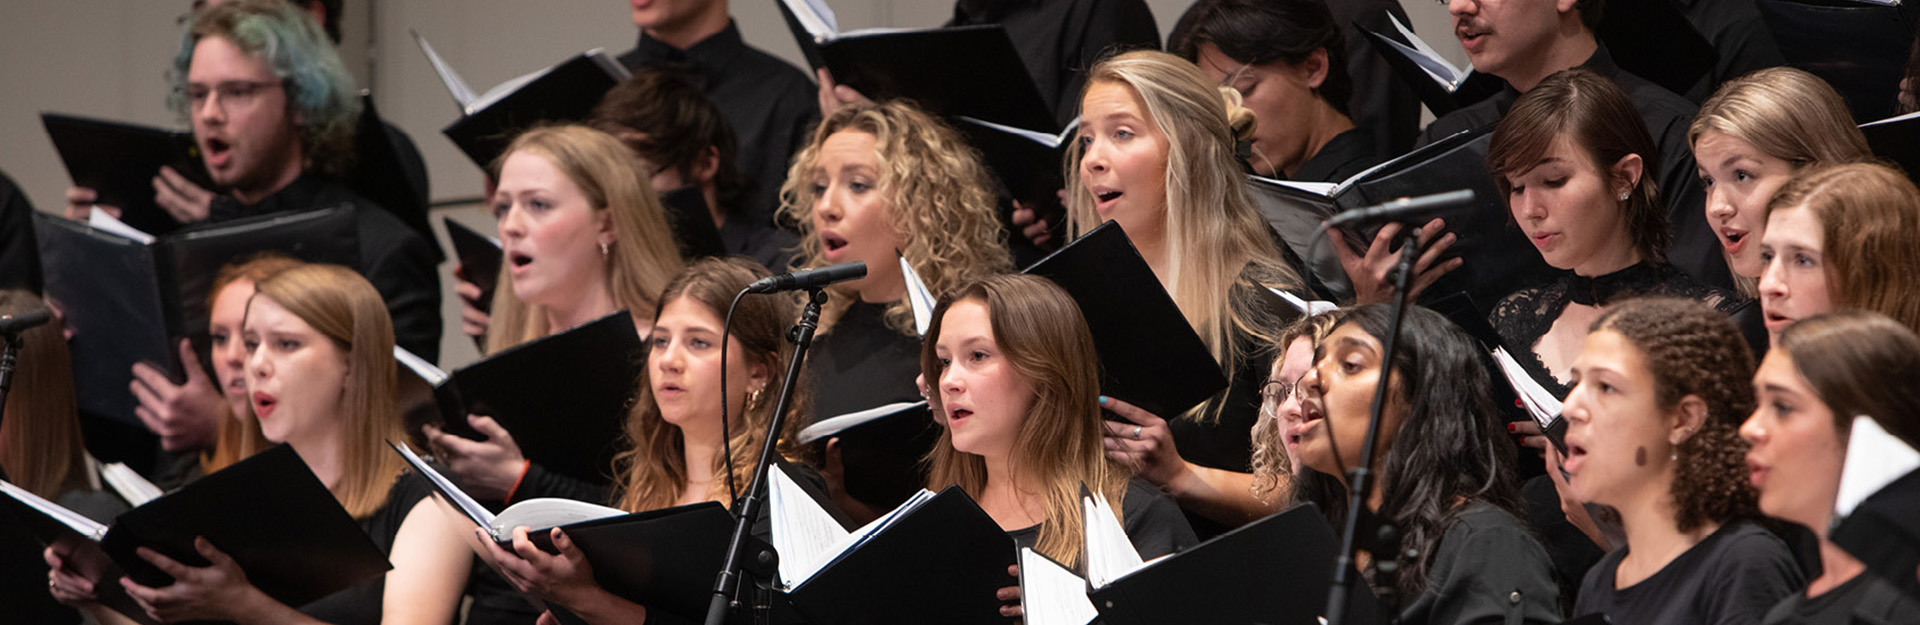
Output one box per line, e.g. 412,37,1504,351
1832,468,1920,602
1395,501,1564,625
1679,0,1788,103
1418,44,1730,292
1005,479,1199,565
1764,573,1920,625
298,471,433,624
620,22,819,233
207,173,443,362
0,170,40,293
720,214,799,274
948,0,1161,130
1576,520,1806,625
1330,0,1425,157
810,301,923,420
1292,127,1383,184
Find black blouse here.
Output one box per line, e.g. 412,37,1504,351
1395,501,1564,625
1575,520,1806,625
298,471,434,624
810,300,924,420
1490,262,1744,397
1005,479,1199,566
1762,572,1920,625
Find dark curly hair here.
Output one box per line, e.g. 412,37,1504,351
1591,297,1759,532
1337,304,1526,600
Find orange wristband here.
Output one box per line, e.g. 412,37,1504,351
503,460,532,503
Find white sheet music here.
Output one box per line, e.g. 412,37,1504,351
1836,415,1920,522
1082,491,1143,589
1020,548,1097,625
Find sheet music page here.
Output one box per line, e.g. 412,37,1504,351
1491,347,1563,427
1082,493,1143,588
87,210,154,244
1836,415,1920,521
770,464,854,588
410,30,477,110
1020,548,1097,625
0,479,108,540
902,256,936,336
391,442,496,533
100,462,162,507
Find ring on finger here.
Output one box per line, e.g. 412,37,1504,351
1132,425,1142,440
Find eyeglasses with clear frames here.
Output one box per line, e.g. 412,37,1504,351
1258,376,1305,420
181,80,284,112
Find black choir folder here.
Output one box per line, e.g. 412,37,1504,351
40,112,215,236
412,31,630,169
769,465,1017,624
797,401,940,512
1358,13,1505,117
957,116,1080,207
1024,221,1229,420
1757,0,1915,123
395,309,643,486
391,441,734,623
1862,111,1920,183
1248,126,1557,312
0,445,389,625
774,0,1060,132
34,207,359,423
444,216,502,312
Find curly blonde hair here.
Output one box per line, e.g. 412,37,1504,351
777,100,1013,335
1249,311,1343,503
1066,50,1302,422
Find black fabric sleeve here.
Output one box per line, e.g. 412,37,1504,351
1409,509,1563,625
510,462,613,506
0,170,42,293
1701,528,1805,625
357,209,444,363
1120,479,1199,560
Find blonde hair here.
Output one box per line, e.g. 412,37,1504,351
922,275,1130,567
1249,312,1342,503
202,254,304,475
1766,163,1920,334
252,264,407,519
0,290,88,499
777,100,1014,335
1690,67,1874,296
485,125,685,352
612,259,806,512
1066,50,1302,421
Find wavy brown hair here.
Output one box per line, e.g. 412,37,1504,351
611,258,805,512
1066,50,1301,422
201,253,303,475
485,125,686,352
0,290,88,500
1489,68,1669,265
1592,297,1759,533
1777,311,1920,450
1764,163,1920,334
921,275,1130,567
778,100,1013,336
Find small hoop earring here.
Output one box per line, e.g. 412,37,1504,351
746,388,765,411
600,241,611,257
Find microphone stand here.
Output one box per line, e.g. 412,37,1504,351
1323,225,1423,625
705,287,828,625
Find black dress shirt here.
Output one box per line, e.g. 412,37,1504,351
1576,520,1805,625
1418,43,1731,291
0,170,40,293
620,22,820,231
1330,0,1425,157
1292,127,1383,184
1679,0,1787,103
949,0,1161,129
208,173,443,361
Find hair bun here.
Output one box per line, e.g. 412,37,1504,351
1218,85,1258,142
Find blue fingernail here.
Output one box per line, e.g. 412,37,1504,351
1098,396,1109,404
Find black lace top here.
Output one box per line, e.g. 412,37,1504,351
1489,262,1743,397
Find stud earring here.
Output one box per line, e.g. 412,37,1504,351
1618,191,1630,202
600,241,611,257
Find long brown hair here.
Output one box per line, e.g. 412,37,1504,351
1592,297,1759,533
252,264,407,519
611,258,805,512
1777,311,1920,450
776,100,1013,335
485,125,686,352
921,274,1129,566
1489,68,1668,265
1065,50,1301,422
1765,163,1920,334
201,254,303,474
0,290,88,499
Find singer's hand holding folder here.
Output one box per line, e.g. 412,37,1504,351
396,310,643,486
0,445,390,625
768,464,1017,624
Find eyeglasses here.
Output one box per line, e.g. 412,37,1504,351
1258,375,1305,420
181,80,284,112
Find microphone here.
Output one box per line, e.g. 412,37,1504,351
1325,189,1477,228
745,262,868,294
0,307,51,336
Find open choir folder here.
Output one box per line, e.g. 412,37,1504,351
394,310,642,486
957,116,1080,204
40,113,215,236
797,401,940,512
1861,111,1920,184
34,207,358,423
774,0,1060,133
1357,13,1505,117
0,445,390,625
1024,221,1229,419
391,441,734,622
444,217,502,313
768,464,1017,624
1248,126,1557,311
413,31,630,168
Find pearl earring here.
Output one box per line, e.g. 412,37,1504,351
1618,191,1630,202
600,241,610,257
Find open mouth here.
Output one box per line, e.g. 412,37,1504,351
204,138,233,165
509,252,533,267
821,233,849,254
1096,191,1123,203
252,391,277,419
949,408,973,423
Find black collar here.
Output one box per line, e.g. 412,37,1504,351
629,21,748,85
1564,262,1662,306
208,172,328,222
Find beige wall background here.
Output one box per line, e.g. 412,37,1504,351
0,0,1461,365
